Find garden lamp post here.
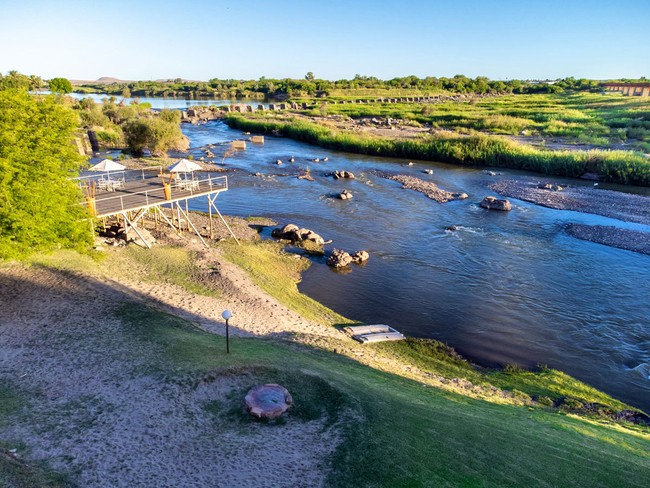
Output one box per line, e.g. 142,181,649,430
222,310,232,354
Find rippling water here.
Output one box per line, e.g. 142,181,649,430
133,120,650,410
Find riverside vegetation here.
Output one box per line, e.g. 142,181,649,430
225,91,650,186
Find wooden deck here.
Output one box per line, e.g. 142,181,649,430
86,176,228,218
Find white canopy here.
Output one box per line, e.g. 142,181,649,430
89,159,126,172
168,159,202,173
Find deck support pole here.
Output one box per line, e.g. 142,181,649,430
208,196,213,239
153,205,177,231
185,199,189,231
176,204,209,248
207,193,240,246
122,210,151,249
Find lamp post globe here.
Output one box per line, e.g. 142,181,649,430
222,310,232,353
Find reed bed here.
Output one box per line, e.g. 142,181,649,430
226,115,650,186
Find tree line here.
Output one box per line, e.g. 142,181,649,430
76,74,631,99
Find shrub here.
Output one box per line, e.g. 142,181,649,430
560,398,585,411
503,363,525,374
0,89,92,259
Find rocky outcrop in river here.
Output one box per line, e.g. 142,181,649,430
369,170,468,203
480,196,512,211
326,249,369,268
271,224,325,245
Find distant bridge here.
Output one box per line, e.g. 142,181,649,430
602,82,650,96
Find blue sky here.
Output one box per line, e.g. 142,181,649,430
1,0,648,81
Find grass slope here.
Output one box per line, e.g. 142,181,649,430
3,246,649,487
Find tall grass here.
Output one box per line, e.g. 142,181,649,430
226,115,650,185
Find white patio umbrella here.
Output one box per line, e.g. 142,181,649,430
89,159,126,182
90,159,126,172
167,159,202,173
168,159,202,182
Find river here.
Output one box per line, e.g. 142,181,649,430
43,91,264,109
97,118,650,411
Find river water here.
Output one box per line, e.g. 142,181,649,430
43,91,263,109
94,117,650,410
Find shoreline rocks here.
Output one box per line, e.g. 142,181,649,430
271,223,325,245
326,249,370,268
338,190,353,200
480,196,512,211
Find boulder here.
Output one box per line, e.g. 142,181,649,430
327,249,353,268
455,193,469,200
276,159,282,165
480,196,512,211
271,224,323,244
338,190,353,200
446,225,457,231
271,223,299,239
351,250,369,264
423,169,434,175
332,170,355,179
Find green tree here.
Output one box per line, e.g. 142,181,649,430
121,87,131,99
29,75,43,94
123,110,185,156
305,72,314,82
1,71,29,91
48,77,73,94
0,89,92,259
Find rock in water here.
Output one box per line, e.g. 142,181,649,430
338,190,353,200
271,223,299,238
446,225,457,231
272,223,324,245
351,250,369,264
480,196,512,211
326,249,353,268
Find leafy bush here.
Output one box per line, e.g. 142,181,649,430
0,90,92,259
503,364,525,374
123,115,186,156
560,398,585,411
48,77,72,94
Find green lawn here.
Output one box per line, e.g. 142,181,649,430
3,246,650,487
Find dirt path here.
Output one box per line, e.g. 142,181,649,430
0,261,343,488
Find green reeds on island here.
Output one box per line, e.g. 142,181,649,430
225,115,650,186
